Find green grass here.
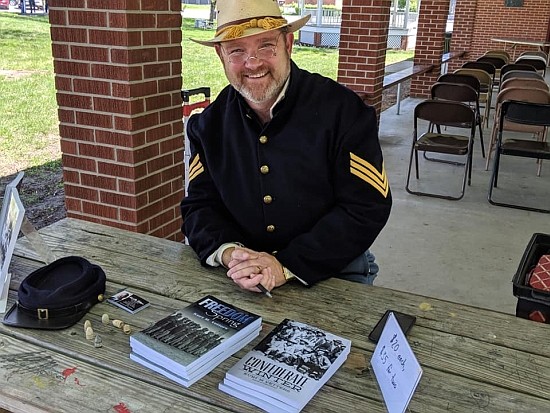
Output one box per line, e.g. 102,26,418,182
0,14,58,174
0,12,413,173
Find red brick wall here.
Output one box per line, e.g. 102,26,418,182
337,0,390,115
50,0,184,241
447,0,477,72
472,0,550,60
410,0,450,97
450,0,550,71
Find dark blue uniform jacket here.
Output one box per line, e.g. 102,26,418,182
181,61,392,285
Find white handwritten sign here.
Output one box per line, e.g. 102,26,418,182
370,312,423,413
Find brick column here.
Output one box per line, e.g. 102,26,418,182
337,0,390,116
447,0,477,72
410,0,450,98
49,0,184,241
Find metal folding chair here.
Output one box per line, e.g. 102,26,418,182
431,82,485,158
477,55,507,88
453,68,493,127
437,73,481,93
488,101,550,213
406,100,477,200
499,77,549,92
500,70,545,86
485,87,550,172
483,50,511,63
182,87,211,196
514,56,547,76
499,63,537,82
518,50,547,61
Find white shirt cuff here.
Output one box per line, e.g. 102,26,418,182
206,242,242,268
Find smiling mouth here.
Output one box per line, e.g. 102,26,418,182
245,71,269,79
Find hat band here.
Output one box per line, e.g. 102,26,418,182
216,17,288,41
16,299,97,320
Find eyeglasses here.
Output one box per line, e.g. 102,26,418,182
223,34,282,65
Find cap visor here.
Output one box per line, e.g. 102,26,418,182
2,302,86,330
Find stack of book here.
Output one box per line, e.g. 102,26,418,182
219,318,351,413
129,295,262,387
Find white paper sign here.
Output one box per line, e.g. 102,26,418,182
370,312,423,413
0,172,25,313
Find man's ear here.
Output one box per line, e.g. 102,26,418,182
214,44,223,60
285,32,294,55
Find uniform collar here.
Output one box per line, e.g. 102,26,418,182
269,74,291,120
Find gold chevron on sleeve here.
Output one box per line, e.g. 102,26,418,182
349,152,389,198
188,154,204,182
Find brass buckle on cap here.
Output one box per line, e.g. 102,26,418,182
37,308,49,320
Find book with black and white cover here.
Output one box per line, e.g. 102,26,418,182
107,289,150,314
219,318,351,413
129,295,262,381
130,325,260,387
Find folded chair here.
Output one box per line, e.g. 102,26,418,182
406,100,477,200
519,50,548,61
514,57,547,76
499,63,537,82
483,50,511,63
477,55,507,88
477,55,507,69
437,73,481,93
499,77,549,93
488,101,550,213
453,68,493,127
500,70,545,85
462,61,496,89
485,87,550,171
431,82,485,158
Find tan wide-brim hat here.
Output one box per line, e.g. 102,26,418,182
191,0,311,47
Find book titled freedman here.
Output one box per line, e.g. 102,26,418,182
219,319,351,413
129,295,262,387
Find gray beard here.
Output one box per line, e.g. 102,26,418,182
236,79,282,105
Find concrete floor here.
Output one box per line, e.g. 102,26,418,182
372,75,550,315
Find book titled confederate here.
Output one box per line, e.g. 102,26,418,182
129,295,262,386
219,318,351,413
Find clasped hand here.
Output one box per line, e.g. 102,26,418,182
225,247,286,294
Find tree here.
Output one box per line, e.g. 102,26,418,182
209,0,216,22
398,0,418,12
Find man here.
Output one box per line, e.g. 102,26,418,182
181,0,392,295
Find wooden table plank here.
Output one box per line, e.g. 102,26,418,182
0,333,234,413
4,218,550,412
0,308,387,413
13,219,550,356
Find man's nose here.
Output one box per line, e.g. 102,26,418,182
244,55,263,68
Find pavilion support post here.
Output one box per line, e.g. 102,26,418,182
338,0,391,119
410,0,450,98
49,0,184,241
447,0,477,72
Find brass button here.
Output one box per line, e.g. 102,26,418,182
259,135,268,144
260,165,270,174
266,225,275,232
263,195,273,204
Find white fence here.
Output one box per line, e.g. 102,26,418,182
297,9,418,29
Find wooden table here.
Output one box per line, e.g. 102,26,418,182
491,37,550,63
1,218,550,412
